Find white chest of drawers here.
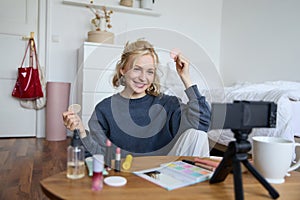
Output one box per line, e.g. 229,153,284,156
77,42,123,130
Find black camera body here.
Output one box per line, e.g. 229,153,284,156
209,101,279,200
210,100,277,131
209,101,280,200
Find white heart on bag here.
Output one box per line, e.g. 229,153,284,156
21,72,27,77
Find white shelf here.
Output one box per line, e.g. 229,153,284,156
63,0,161,17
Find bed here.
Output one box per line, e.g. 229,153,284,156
204,81,300,153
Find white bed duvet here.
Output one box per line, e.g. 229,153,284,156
206,81,300,148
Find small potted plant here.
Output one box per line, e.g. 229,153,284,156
87,4,114,44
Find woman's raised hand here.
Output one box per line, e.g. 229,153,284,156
174,53,192,89
62,104,86,137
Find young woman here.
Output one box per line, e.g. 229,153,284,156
63,39,211,157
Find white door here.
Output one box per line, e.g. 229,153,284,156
0,0,38,137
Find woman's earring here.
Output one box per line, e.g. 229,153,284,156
119,75,126,86
147,83,154,92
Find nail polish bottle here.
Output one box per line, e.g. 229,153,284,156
122,154,133,170
92,154,104,191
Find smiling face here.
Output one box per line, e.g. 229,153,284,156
120,54,156,99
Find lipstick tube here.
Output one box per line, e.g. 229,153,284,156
114,147,121,172
105,139,112,169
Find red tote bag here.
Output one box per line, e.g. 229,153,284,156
12,38,43,100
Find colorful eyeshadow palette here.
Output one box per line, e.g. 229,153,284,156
134,161,213,190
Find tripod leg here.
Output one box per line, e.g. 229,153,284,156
210,142,235,183
232,156,244,200
242,160,279,199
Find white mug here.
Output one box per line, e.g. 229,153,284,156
252,136,300,184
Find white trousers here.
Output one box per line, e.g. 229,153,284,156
167,129,210,157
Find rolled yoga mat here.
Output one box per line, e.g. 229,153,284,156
46,82,71,141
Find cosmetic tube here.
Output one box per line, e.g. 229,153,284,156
92,154,104,191
115,148,121,172
105,139,112,169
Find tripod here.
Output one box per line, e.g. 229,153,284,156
209,129,279,200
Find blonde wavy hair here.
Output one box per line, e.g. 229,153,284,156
112,39,160,96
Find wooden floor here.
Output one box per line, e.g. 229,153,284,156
0,137,70,200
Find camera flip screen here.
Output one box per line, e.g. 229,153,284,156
210,101,277,130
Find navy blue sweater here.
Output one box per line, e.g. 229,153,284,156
82,85,211,154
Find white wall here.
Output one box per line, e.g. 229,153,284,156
220,0,300,86
47,0,300,97
47,0,223,86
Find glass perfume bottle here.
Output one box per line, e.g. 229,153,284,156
67,129,85,179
